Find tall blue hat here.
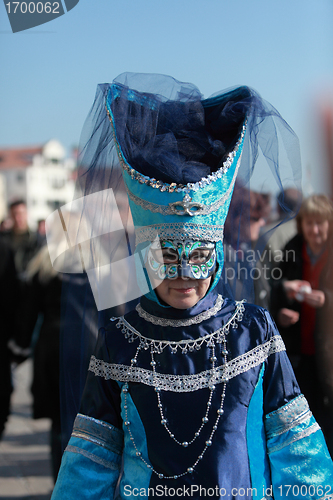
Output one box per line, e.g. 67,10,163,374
105,81,247,249
47,73,302,309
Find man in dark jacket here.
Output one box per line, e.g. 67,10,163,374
0,240,19,439
0,200,39,278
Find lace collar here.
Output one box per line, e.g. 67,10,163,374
138,287,219,323
135,294,224,327
111,300,245,354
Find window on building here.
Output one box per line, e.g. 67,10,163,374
47,200,66,211
51,178,66,189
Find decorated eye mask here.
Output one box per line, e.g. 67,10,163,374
147,240,217,280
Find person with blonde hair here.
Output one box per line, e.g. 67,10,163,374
272,193,333,455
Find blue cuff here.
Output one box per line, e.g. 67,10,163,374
71,413,123,455
265,395,333,499
51,414,124,500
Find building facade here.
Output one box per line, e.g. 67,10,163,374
0,140,76,229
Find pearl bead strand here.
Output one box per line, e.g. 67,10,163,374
151,345,217,447
122,331,229,479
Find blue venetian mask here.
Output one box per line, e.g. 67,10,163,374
147,239,217,280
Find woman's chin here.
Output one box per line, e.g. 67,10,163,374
166,288,200,309
154,277,212,309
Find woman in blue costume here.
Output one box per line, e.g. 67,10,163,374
50,74,333,499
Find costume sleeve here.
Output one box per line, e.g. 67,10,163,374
52,329,124,500
263,311,333,499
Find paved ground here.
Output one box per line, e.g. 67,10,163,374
0,360,54,500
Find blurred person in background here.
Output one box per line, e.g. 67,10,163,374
271,194,333,454
0,239,19,440
222,185,272,308
12,210,107,482
2,200,41,366
37,219,47,247
264,188,301,261
13,242,64,482
0,199,38,278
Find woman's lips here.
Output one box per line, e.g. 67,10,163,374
171,286,196,293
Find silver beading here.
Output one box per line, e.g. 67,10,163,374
111,300,245,354
135,294,224,327
125,157,240,216
152,338,228,448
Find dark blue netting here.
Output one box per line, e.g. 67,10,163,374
110,82,251,184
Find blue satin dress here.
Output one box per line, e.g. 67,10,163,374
52,289,333,499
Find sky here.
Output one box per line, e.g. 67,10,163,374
1,0,333,194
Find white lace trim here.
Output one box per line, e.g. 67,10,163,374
135,294,224,327
88,335,285,392
112,301,245,354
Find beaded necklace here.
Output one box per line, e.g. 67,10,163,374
119,301,245,479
